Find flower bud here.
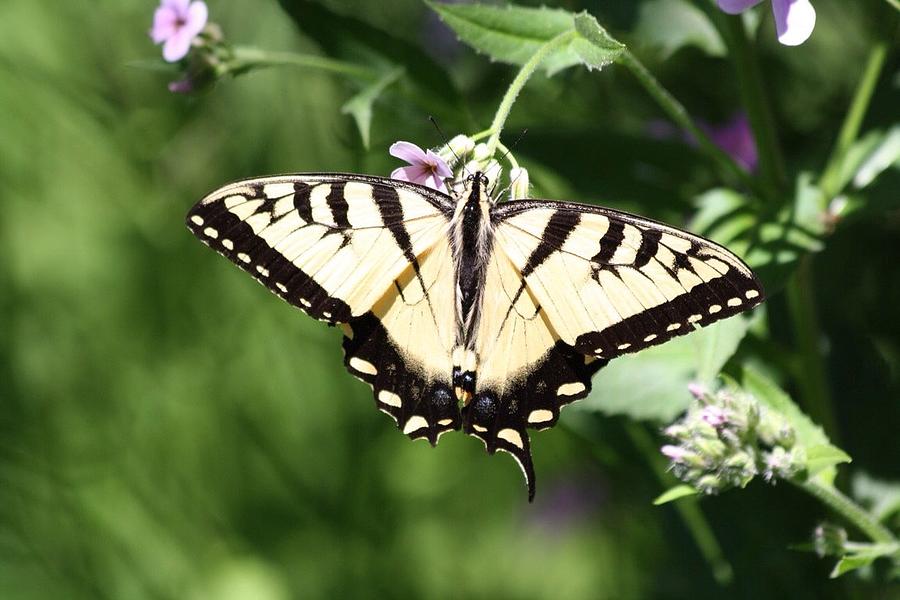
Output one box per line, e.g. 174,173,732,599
437,134,475,166
813,523,847,558
472,143,492,162
509,167,530,199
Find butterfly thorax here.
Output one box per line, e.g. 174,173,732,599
450,173,494,402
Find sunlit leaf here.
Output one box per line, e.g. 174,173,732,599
426,2,581,74
692,175,826,292
653,484,698,505
582,315,752,422
426,3,623,75
805,444,852,479
571,13,626,71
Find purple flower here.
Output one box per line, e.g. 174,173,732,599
151,0,209,62
718,0,816,46
700,113,759,173
389,141,453,193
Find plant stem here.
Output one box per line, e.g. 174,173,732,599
626,423,734,585
794,478,897,545
785,258,840,441
617,50,758,193
714,12,787,201
484,30,577,156
230,46,378,80
819,41,889,200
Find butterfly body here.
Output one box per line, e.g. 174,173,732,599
187,172,763,500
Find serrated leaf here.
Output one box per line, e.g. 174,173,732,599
635,0,725,59
653,484,698,505
581,316,751,422
805,444,852,478
741,366,850,485
341,67,403,148
426,2,580,74
571,13,625,70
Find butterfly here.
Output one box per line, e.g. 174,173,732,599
186,171,764,500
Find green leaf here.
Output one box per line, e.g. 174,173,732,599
426,3,624,75
741,366,850,485
571,13,626,71
276,0,465,125
653,484,699,505
341,67,403,149
634,0,725,60
692,175,826,293
581,315,752,422
805,444,852,479
850,125,900,190
426,2,580,74
830,543,899,578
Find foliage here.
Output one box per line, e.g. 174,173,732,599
1,0,898,598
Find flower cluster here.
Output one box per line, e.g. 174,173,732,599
661,385,805,494
388,135,530,200
149,0,234,94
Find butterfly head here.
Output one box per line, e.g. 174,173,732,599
462,171,496,207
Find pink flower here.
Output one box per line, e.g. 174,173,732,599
661,445,689,462
718,0,816,46
150,0,209,63
700,406,729,428
389,141,453,193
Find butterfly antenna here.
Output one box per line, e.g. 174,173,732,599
429,115,472,184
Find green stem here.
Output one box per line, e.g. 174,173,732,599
617,50,758,193
714,12,787,200
229,46,378,80
627,423,734,585
484,30,577,156
785,259,840,441
794,479,897,545
819,42,889,200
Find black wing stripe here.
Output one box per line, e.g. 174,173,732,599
325,181,351,229
591,220,625,264
521,209,581,277
293,182,313,223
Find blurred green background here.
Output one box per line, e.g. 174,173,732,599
1,0,898,598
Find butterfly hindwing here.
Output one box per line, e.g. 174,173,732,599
342,231,460,444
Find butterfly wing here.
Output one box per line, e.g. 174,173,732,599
187,174,460,442
467,198,764,497
493,200,764,356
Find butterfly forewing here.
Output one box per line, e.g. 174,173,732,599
492,200,764,360
186,174,454,323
